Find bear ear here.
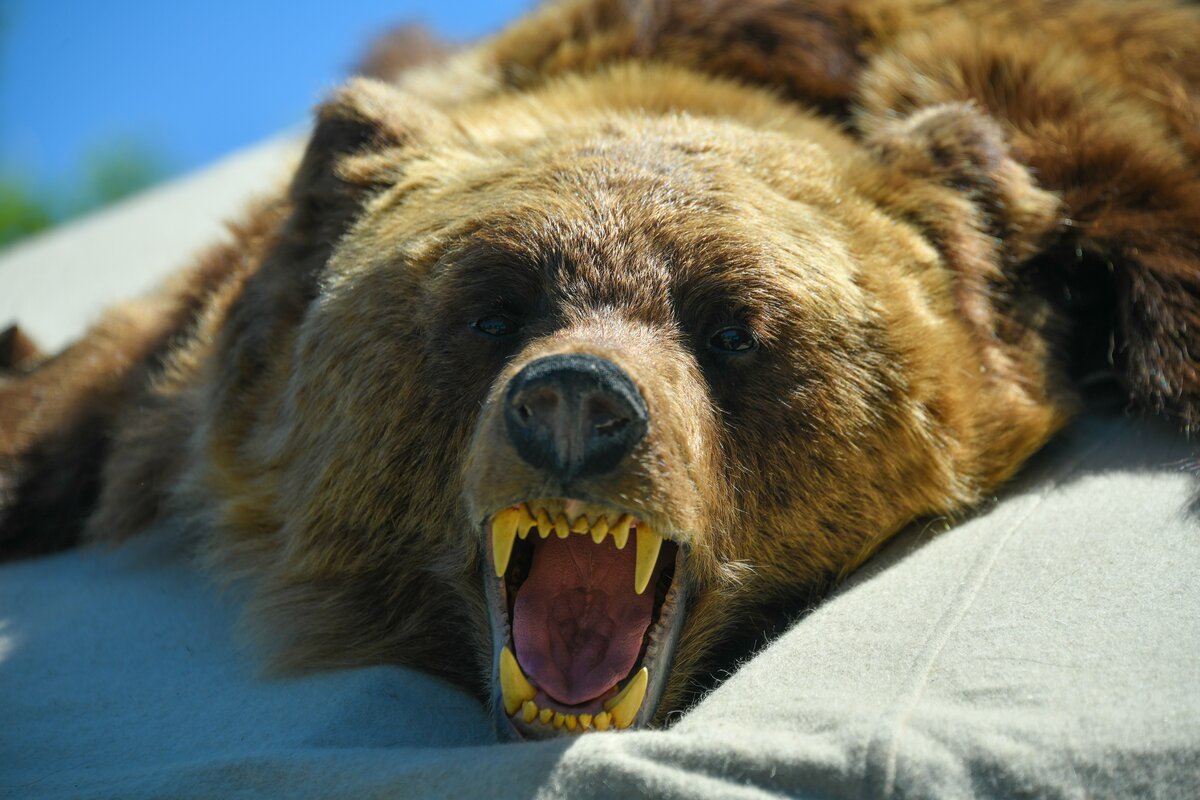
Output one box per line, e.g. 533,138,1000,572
0,324,43,372
288,77,448,245
208,80,451,421
857,103,1064,381
860,102,1062,267
856,104,1072,428
863,104,1200,432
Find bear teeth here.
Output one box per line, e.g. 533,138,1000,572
498,646,537,715
490,503,662,594
500,644,646,733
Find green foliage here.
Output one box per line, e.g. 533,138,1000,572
0,142,166,251
0,182,52,248
77,140,167,213
0,3,168,250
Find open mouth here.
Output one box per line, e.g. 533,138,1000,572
484,499,687,738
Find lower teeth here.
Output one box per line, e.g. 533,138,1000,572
500,647,649,733
518,700,613,733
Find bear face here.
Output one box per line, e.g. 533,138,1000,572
195,70,1067,738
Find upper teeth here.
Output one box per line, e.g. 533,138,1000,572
633,527,662,595
490,502,664,594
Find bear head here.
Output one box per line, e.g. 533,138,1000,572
197,69,1068,739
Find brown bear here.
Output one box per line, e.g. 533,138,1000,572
2,0,1198,740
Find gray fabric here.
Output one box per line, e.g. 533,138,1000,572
2,413,1197,799
1,139,1197,798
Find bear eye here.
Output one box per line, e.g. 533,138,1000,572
709,325,758,354
471,314,521,337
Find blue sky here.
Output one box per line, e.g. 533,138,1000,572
0,0,532,192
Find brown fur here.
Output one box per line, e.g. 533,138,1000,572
0,325,43,371
355,23,453,82
2,0,1197,725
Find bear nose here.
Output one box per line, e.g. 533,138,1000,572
504,354,648,481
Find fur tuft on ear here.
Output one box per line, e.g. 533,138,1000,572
863,102,1062,266
855,102,1064,391
288,77,444,245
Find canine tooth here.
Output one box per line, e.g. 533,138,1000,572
517,505,536,539
554,514,571,538
565,714,578,731
579,713,593,730
610,515,632,549
634,524,663,594
492,509,521,577
590,518,608,544
522,700,538,723
499,646,537,716
593,712,611,731
539,708,553,724
603,667,648,729
553,712,566,729
572,516,590,533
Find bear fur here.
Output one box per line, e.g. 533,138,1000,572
2,0,1198,737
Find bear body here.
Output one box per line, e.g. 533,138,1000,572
2,0,1198,738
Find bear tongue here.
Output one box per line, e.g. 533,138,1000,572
512,533,656,706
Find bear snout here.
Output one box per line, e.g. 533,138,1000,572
504,353,648,482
